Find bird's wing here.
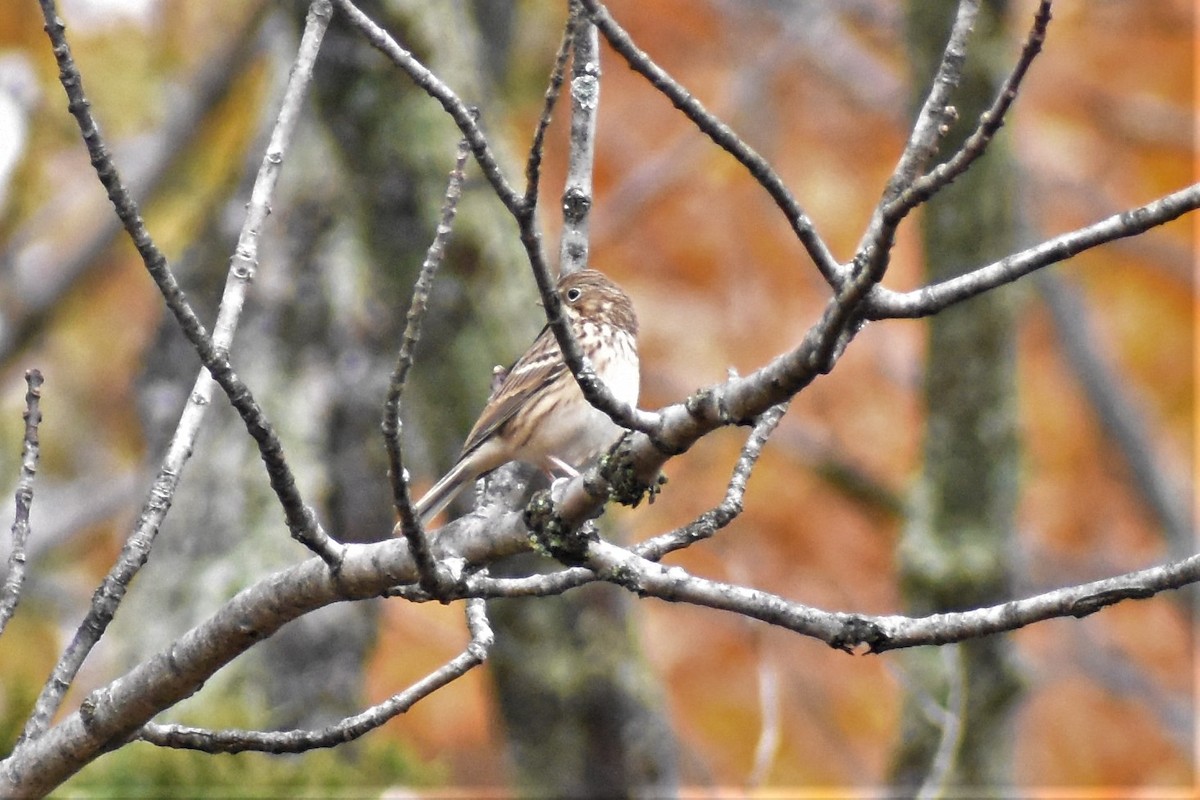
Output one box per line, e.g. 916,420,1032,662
458,325,565,457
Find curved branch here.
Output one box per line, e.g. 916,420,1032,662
331,0,523,215
384,139,471,594
137,599,492,754
0,507,525,797
579,0,842,287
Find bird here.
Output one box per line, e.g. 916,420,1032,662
414,269,640,526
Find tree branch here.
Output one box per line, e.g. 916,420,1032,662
384,139,471,594
855,0,980,280
558,0,600,277
0,370,43,638
34,0,342,565
882,0,1051,225
19,0,344,747
137,599,492,754
637,401,788,561
580,0,842,287
583,540,1199,653
864,182,1200,319
0,506,524,796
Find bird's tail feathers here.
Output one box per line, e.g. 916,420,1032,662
413,459,473,527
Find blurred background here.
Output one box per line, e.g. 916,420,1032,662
0,0,1193,793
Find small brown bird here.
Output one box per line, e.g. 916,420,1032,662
414,269,640,525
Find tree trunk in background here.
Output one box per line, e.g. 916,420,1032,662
487,563,679,797
890,0,1024,791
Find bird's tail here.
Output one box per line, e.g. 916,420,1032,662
413,459,474,527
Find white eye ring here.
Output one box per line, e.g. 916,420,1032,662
565,287,582,302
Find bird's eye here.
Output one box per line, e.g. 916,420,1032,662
565,287,583,302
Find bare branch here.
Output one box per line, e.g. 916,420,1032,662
34,0,342,566
137,599,492,754
882,0,1052,225
559,0,600,276
331,0,523,215
638,401,788,561
880,0,980,203
0,508,525,796
584,541,1199,653
385,139,472,594
523,12,575,209
855,0,979,278
0,370,43,637
20,0,342,745
864,182,1200,319
580,0,842,288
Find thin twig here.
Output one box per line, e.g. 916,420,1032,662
384,139,472,594
331,0,523,216
854,0,980,282
585,540,1200,653
21,0,341,745
881,0,980,205
638,401,788,561
0,370,44,637
138,598,492,753
579,0,842,287
558,0,600,276
882,0,1051,225
523,10,575,208
915,645,965,800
